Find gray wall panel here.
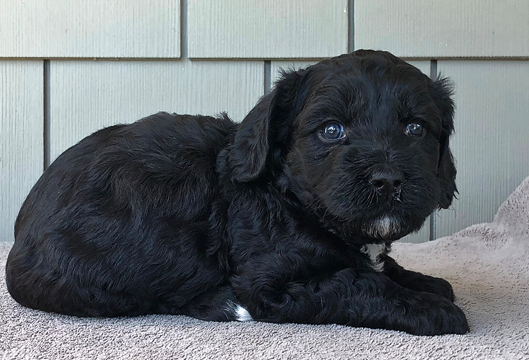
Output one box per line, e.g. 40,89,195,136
1,2,528,244
436,60,529,238
0,61,43,242
355,0,529,58
188,0,348,59
0,0,180,58
48,60,264,162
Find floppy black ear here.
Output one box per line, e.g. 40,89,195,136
430,77,458,209
229,69,309,182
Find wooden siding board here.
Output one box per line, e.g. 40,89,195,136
0,61,43,242
354,0,529,58
48,60,263,162
435,60,529,238
188,0,348,59
0,0,180,58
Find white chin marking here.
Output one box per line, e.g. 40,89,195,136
363,216,401,239
360,243,386,272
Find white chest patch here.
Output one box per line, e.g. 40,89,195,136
360,243,386,272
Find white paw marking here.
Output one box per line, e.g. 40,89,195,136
235,305,253,322
225,301,253,322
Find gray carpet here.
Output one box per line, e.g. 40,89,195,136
2,177,529,360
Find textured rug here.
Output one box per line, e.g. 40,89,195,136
1,177,528,360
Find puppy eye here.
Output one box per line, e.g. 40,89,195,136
321,122,346,141
405,122,425,137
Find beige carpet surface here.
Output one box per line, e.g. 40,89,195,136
2,177,529,360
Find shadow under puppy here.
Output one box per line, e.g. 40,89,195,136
6,50,469,336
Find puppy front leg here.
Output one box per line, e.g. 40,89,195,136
382,255,455,301
232,254,468,335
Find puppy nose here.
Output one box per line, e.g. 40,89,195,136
370,171,403,197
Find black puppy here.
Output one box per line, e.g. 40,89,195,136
6,50,469,336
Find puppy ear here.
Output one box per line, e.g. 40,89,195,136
430,77,458,209
229,69,309,182
228,92,274,182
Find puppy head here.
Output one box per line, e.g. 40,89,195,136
229,50,457,242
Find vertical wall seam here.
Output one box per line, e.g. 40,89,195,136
430,59,438,80
429,214,436,241
348,0,354,52
429,59,438,240
43,60,50,171
180,0,188,59
264,61,272,94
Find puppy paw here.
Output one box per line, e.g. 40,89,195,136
417,276,455,302
400,274,456,302
446,304,470,334
408,293,469,336
430,296,469,335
